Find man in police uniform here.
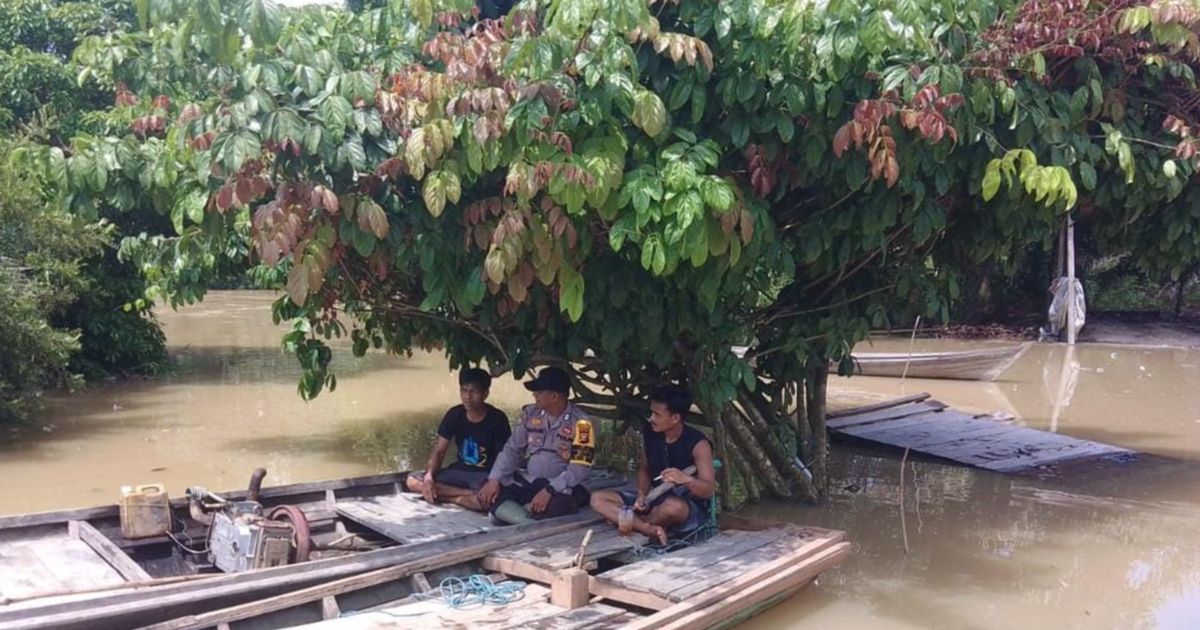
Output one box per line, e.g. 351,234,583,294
477,366,596,524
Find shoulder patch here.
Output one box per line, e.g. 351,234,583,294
570,419,595,465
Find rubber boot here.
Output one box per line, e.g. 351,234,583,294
492,500,533,525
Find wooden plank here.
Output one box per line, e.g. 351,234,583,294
842,416,1021,450
836,411,968,439
69,520,152,582
0,532,128,601
830,399,1135,474
590,529,786,601
826,392,931,419
624,541,852,630
132,516,603,630
487,526,643,574
335,494,494,545
514,602,630,629
984,441,1131,472
586,577,673,611
826,402,947,430
296,583,552,629
0,512,600,630
666,529,844,601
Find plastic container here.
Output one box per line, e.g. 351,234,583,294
120,484,172,539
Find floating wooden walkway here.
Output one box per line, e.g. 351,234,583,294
828,393,1135,472
303,519,850,630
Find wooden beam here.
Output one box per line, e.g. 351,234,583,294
826,393,931,419
482,556,557,584
69,520,152,582
411,572,432,592
550,568,590,609
320,596,340,620
624,542,852,630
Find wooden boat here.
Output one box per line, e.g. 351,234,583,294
0,470,849,630
836,343,1029,381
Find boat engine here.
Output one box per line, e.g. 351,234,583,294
186,468,311,573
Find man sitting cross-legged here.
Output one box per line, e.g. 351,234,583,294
590,385,715,545
405,368,511,511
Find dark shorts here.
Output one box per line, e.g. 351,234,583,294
411,463,490,491
492,474,590,520
618,487,707,534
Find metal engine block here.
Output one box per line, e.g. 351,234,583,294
207,501,293,573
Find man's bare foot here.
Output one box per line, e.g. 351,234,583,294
649,525,667,546
449,494,483,511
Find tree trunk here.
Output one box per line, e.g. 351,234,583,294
804,361,830,496
702,402,736,511
717,405,793,498
736,391,818,501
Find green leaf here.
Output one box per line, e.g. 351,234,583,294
213,130,262,173
631,90,667,137
777,116,795,143
242,0,283,47
1079,162,1097,190
356,197,389,238
340,71,378,105
559,267,585,322
423,174,447,217
981,163,1001,201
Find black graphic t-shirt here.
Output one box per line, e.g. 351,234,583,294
437,404,511,471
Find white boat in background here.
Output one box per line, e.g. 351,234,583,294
732,343,1030,382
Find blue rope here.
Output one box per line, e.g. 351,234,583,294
439,574,527,608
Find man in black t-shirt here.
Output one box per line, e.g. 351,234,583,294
405,368,511,511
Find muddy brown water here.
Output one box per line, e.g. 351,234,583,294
4,291,1198,628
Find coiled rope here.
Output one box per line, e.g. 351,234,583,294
439,574,527,608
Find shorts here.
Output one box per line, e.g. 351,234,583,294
618,487,707,534
411,463,490,491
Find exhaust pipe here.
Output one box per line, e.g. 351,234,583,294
246,468,267,502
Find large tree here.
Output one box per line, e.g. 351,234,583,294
22,0,1200,501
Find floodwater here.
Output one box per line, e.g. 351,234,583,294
4,291,1200,628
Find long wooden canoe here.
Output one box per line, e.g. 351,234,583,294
840,343,1029,381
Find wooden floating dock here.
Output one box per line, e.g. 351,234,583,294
828,393,1135,472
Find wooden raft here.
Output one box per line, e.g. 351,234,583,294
588,524,847,611
335,471,631,545
828,393,1135,472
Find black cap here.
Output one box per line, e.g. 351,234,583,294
523,367,570,394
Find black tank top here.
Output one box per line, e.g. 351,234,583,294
643,424,711,507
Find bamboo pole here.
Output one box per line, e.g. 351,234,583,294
1065,216,1077,345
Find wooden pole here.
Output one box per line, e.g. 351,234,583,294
1065,216,1077,345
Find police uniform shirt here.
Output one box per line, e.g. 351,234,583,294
488,402,595,493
